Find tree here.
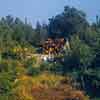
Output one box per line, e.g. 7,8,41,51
34,21,48,46
5,15,14,27
40,23,48,44
70,35,95,69
48,6,89,38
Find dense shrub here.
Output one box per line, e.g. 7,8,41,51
27,66,40,76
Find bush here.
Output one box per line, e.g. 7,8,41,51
40,62,64,75
0,73,12,95
27,66,40,76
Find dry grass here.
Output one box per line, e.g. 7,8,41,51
13,73,89,100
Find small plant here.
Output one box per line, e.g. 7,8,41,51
27,66,40,76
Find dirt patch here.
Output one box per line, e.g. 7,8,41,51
32,84,87,100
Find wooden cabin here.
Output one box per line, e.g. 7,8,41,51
41,38,67,61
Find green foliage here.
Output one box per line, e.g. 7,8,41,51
0,72,13,95
70,35,95,68
27,67,40,76
48,6,89,38
0,15,48,47
0,6,99,99
40,62,64,75
79,42,94,68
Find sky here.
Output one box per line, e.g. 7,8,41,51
0,0,100,26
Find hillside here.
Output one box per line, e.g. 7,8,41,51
0,6,100,100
